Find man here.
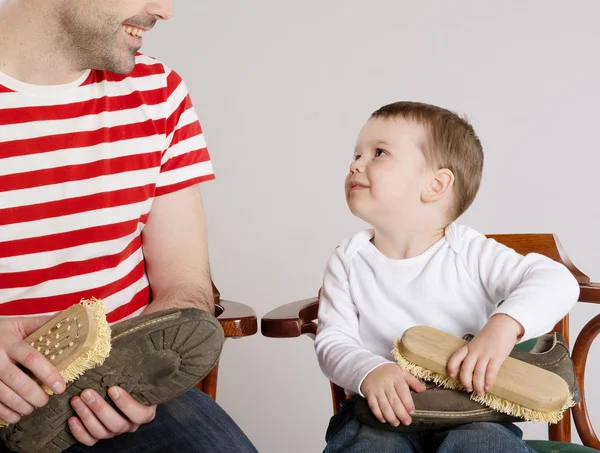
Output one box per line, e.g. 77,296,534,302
0,0,257,451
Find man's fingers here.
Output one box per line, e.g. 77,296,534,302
71,395,116,440
8,342,64,395
0,380,34,417
0,400,21,425
19,315,55,337
108,387,156,425
0,362,50,408
68,416,100,447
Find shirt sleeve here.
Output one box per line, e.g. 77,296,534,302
155,67,215,197
314,246,393,395
460,233,580,342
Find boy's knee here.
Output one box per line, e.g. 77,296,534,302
438,422,528,452
467,422,523,438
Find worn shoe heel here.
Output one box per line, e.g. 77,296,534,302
0,307,224,453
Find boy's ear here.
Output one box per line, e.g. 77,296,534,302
422,168,454,203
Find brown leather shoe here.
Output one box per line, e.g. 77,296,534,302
355,332,579,431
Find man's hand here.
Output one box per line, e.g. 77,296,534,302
0,316,66,424
68,387,156,446
360,363,426,427
447,314,524,396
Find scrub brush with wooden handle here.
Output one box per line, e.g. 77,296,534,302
393,326,575,424
0,298,111,427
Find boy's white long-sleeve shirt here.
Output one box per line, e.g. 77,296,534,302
314,223,580,396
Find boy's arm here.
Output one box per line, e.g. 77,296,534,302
314,247,392,395
463,234,580,341
448,233,580,395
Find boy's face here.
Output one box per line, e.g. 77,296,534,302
56,0,173,74
346,117,433,224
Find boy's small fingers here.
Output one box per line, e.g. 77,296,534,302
460,356,477,392
485,360,501,390
405,373,426,392
394,381,415,415
447,346,468,377
377,395,400,427
367,396,384,423
473,360,488,396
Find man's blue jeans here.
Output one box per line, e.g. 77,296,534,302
1,389,258,453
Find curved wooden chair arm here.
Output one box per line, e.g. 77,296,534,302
578,283,600,304
572,312,600,449
261,297,319,338
215,300,258,338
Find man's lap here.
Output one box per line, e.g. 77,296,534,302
1,389,257,453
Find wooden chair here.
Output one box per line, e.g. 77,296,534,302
261,234,600,452
193,282,258,399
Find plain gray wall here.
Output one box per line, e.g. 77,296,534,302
144,1,600,451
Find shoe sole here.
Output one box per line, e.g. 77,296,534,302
0,308,224,453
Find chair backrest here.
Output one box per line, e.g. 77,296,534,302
326,233,591,443
486,234,589,285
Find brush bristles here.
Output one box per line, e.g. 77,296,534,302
392,341,575,424
0,299,111,428
43,298,112,394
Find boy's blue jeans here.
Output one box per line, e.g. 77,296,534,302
324,396,536,453
1,389,258,453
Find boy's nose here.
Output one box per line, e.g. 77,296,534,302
350,160,363,174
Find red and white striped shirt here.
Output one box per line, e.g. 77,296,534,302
0,54,214,323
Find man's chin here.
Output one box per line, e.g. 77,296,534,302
98,53,137,75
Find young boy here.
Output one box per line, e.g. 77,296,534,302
315,101,580,453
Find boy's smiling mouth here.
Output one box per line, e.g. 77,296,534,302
349,181,369,191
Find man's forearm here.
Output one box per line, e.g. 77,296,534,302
144,280,215,315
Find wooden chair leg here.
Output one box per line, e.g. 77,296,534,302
549,315,571,442
201,363,220,401
330,382,346,415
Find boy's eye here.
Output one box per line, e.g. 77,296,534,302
353,154,361,161
375,148,386,157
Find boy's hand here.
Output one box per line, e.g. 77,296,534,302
360,363,426,427
447,314,524,396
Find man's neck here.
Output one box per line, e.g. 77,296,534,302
0,3,86,85
371,215,448,260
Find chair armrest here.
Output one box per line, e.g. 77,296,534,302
216,300,258,338
579,283,600,304
261,297,319,338
572,312,600,448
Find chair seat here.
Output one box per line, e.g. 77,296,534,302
526,440,599,452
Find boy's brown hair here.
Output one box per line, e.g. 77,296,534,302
371,101,484,220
